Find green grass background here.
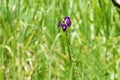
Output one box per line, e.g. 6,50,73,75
0,0,120,80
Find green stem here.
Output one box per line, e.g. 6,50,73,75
57,0,63,18
66,31,72,63
57,0,73,79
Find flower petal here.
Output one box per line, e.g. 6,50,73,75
61,24,67,31
58,20,61,27
64,16,71,26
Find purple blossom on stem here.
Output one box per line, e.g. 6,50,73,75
61,24,67,31
58,16,71,31
64,16,71,27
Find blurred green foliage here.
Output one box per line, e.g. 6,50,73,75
0,0,120,80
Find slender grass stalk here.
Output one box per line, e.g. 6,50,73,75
3,0,9,80
57,0,72,63
66,30,73,80
66,31,72,62
57,0,73,80
57,0,63,18
6,0,9,20
18,0,20,21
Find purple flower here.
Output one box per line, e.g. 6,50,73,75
64,16,71,26
57,16,71,32
61,24,67,31
58,20,61,27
